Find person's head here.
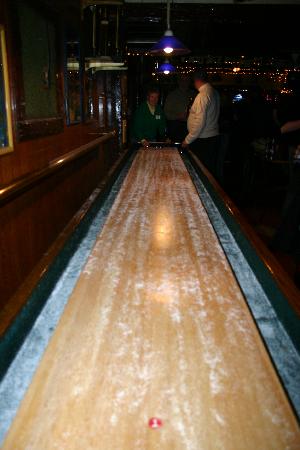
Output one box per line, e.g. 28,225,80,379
146,86,160,107
193,69,209,90
177,75,190,92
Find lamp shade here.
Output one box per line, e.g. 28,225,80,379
150,30,190,56
157,60,176,75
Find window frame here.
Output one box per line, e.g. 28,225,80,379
0,25,14,155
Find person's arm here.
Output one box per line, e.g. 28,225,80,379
281,119,300,134
184,93,209,145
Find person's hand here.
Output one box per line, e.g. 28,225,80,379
141,139,150,148
181,140,189,149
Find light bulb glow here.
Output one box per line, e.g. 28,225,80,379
164,46,173,54
157,60,176,75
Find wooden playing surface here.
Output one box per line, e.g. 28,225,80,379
3,149,299,449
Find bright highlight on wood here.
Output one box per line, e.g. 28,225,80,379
3,148,299,450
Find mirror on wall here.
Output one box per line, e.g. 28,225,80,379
15,0,63,141
0,26,13,155
17,1,58,119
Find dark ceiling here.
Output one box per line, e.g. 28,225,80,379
125,3,300,56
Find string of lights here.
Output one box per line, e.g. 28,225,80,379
126,51,300,87
152,67,300,84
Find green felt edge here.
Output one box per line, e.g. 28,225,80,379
189,156,300,354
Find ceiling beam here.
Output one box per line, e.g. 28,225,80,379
125,1,300,4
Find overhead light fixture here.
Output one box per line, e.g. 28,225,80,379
157,60,176,75
85,57,127,72
149,0,190,56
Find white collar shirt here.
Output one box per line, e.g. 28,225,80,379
185,83,220,144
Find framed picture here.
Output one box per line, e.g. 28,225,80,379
0,26,13,155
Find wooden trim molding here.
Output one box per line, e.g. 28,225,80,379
188,150,300,317
0,131,116,205
0,26,14,155
17,117,64,141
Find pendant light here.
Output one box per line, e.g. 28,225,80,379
150,0,190,56
157,60,176,75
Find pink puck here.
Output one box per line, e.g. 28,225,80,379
148,417,163,429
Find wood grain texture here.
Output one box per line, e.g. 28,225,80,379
3,149,299,450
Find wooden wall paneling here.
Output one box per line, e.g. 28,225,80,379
108,71,123,146
17,118,64,141
0,146,131,380
0,122,105,185
0,137,118,309
99,92,108,129
106,72,114,129
97,72,108,129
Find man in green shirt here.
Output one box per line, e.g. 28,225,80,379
132,86,167,147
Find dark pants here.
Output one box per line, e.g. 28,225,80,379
190,135,220,178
